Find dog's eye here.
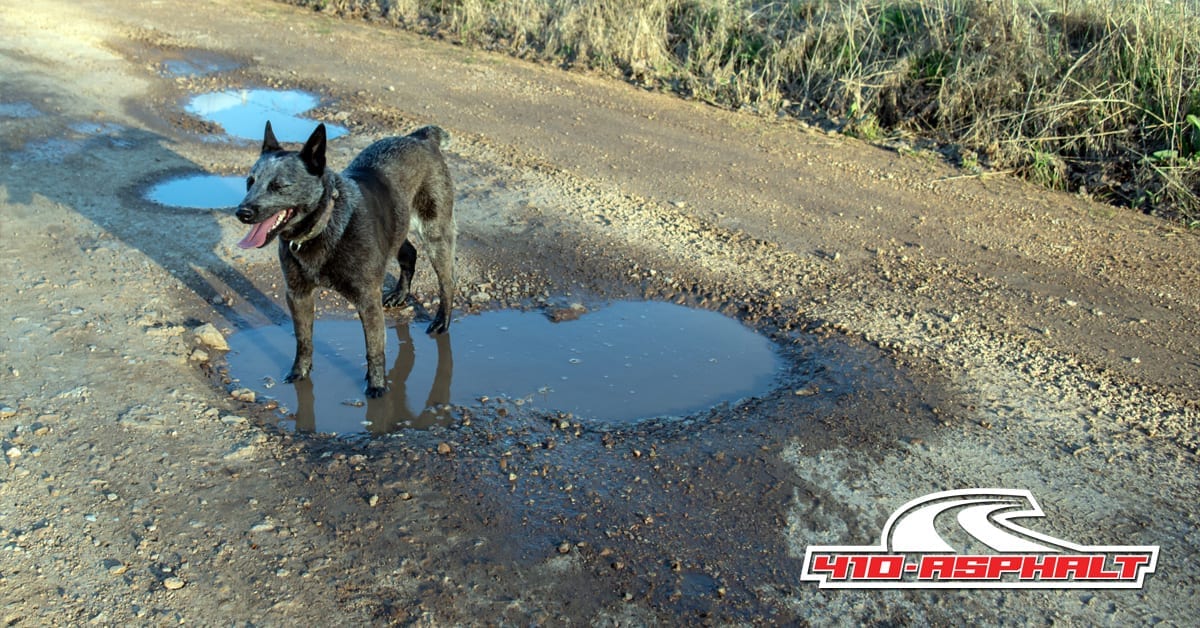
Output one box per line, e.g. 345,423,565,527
269,180,289,191
246,176,255,190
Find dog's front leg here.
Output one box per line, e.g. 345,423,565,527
284,287,315,383
357,297,388,398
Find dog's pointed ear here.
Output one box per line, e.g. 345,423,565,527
262,121,282,154
299,124,326,174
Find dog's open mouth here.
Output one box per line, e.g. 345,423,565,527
237,208,294,249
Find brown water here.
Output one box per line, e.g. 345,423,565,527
225,301,783,434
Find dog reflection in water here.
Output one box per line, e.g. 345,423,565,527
291,323,454,433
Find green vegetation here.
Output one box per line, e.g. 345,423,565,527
288,0,1200,223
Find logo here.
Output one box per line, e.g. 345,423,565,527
801,489,1158,589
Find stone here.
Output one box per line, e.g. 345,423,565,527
191,323,229,352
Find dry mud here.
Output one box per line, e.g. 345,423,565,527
1,0,1198,625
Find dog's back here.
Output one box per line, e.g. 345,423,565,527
346,126,452,221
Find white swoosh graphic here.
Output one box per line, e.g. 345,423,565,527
886,490,1078,553
957,503,1055,552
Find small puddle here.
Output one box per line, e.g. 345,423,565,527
185,89,347,143
145,174,245,209
225,301,783,434
160,53,240,78
0,102,42,119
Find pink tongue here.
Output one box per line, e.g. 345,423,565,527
237,210,287,249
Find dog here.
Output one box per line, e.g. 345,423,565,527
235,121,455,398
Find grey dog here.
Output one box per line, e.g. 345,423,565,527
235,121,455,398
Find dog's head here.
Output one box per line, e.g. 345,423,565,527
234,122,328,249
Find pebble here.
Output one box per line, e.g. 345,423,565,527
223,442,257,461
249,521,275,533
230,388,255,403
5,446,21,459
162,576,185,590
191,323,229,351
368,495,379,507
220,415,247,425
0,407,15,419
437,442,452,455
557,542,571,554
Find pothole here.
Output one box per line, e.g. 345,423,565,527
0,102,42,119
145,174,245,209
224,301,784,434
159,52,240,78
185,89,348,142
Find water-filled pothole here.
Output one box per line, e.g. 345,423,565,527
225,301,783,434
160,53,240,78
145,174,245,209
186,89,347,143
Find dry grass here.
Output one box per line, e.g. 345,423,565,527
291,0,1200,223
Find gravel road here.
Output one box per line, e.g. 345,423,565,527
1,0,1197,624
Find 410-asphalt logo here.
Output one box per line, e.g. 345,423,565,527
801,489,1158,589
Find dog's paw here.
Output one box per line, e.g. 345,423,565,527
425,315,450,335
382,290,410,308
365,385,387,398
283,367,310,384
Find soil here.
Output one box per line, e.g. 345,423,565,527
2,0,1198,625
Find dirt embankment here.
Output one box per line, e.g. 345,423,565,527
1,0,1198,625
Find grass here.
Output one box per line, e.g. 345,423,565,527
285,0,1200,224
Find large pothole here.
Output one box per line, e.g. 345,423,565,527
224,301,785,434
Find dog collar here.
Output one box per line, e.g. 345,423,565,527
286,184,338,253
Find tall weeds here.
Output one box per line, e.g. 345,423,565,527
292,0,1200,222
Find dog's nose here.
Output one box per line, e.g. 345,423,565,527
235,206,255,223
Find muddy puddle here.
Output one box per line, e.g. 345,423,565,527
145,174,245,209
0,102,42,119
225,301,784,434
160,52,240,78
185,89,347,142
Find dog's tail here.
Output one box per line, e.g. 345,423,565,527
412,125,450,149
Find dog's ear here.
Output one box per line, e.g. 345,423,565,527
299,123,326,175
261,121,282,154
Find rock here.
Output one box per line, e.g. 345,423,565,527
162,576,185,590
368,495,379,507
0,407,16,419
5,446,21,459
249,520,275,533
56,386,90,401
191,323,229,352
145,324,186,338
547,302,587,323
118,405,166,428
220,415,247,425
188,349,210,363
223,441,257,461
437,442,452,455
557,542,571,554
230,388,255,403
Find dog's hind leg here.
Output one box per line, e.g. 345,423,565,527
383,239,417,308
424,220,456,335
357,296,389,398
284,286,315,383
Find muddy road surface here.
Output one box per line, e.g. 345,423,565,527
2,0,1199,624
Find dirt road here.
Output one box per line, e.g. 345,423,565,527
2,0,1198,624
